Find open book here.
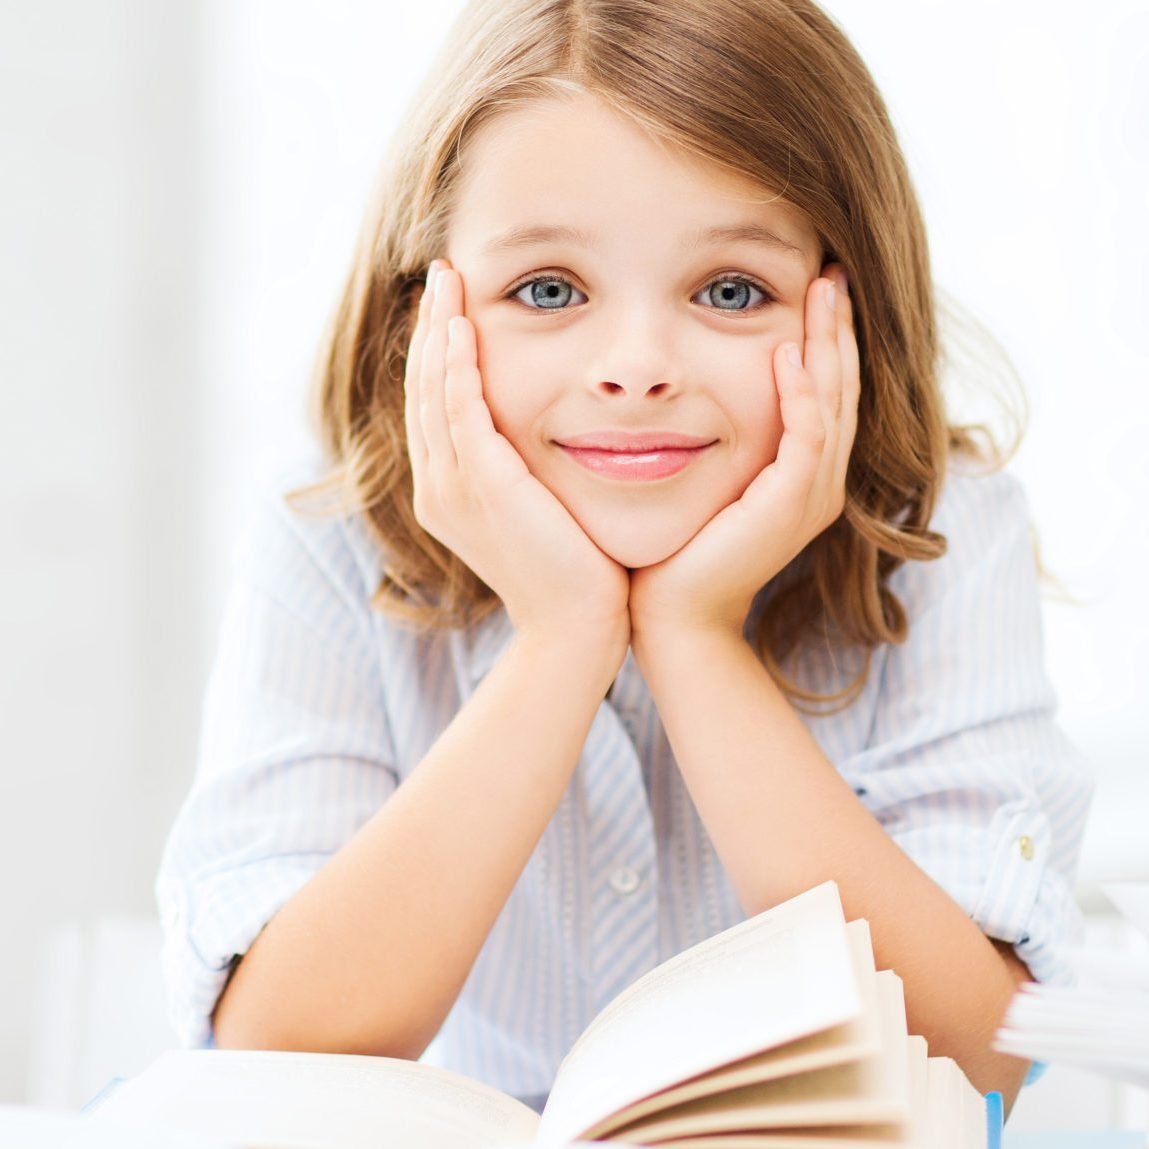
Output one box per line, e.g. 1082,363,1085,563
91,882,999,1148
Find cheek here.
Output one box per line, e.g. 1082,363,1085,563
722,346,785,468
469,324,546,441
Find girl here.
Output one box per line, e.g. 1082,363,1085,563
156,0,1093,1119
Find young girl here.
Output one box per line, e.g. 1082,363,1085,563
156,0,1093,1119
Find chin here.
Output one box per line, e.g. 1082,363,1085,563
586,521,699,570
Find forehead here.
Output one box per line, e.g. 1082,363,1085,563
446,91,821,266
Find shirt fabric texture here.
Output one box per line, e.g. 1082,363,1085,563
156,457,1093,1106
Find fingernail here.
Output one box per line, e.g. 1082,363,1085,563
785,343,802,367
824,281,837,311
427,261,442,294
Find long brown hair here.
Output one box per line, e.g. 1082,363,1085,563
291,0,1010,707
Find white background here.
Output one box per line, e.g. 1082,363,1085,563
1,0,1146,1109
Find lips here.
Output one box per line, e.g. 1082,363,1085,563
555,431,716,481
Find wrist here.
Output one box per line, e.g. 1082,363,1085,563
512,617,631,694
629,615,749,674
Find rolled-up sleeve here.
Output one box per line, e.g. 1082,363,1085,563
837,466,1094,989
156,479,399,1047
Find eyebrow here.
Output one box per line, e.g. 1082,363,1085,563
691,223,809,261
480,222,809,262
480,225,593,256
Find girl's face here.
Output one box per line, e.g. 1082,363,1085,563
444,91,824,568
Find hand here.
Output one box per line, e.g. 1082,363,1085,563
405,261,631,653
629,266,859,643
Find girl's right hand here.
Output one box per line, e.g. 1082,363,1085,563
405,261,631,660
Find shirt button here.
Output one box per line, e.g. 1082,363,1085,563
609,867,641,896
1018,835,1035,861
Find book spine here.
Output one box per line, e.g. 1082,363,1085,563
985,1091,1003,1149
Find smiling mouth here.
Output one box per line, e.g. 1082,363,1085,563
555,432,716,481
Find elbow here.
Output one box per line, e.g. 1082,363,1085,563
211,965,436,1061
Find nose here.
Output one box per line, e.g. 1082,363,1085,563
586,305,679,400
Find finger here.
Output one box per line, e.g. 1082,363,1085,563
803,270,848,496
420,263,461,469
833,269,861,488
444,314,502,470
403,267,436,469
767,340,827,509
801,274,844,428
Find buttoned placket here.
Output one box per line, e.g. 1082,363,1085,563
450,612,657,1050
577,664,659,1019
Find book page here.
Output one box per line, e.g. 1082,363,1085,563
537,882,861,1147
995,984,1149,1088
585,921,884,1139
630,1015,928,1147
638,1133,904,1146
902,1036,927,1149
602,970,910,1141
616,1124,909,1147
994,879,1149,1090
923,1058,961,1149
948,1058,989,1149
89,1050,541,1149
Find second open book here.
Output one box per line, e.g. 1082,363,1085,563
92,881,998,1148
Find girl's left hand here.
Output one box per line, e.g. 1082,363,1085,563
629,266,859,643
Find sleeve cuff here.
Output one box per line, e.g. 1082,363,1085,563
892,802,1086,990
157,859,325,1047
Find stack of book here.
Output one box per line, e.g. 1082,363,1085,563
995,881,1149,1091
89,881,1002,1148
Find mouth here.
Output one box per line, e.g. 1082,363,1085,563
555,431,717,482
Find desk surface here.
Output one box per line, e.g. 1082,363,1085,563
1006,1134,1146,1147
0,1104,230,1147
2,1103,1144,1148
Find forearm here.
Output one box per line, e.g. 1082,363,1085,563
632,624,1032,1112
213,628,624,1058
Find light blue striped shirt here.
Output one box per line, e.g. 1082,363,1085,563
156,457,1092,1106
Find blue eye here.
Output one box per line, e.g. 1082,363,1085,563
512,276,586,310
696,277,768,311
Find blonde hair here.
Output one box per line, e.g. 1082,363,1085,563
292,0,1014,707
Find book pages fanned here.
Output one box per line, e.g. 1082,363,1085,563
635,1032,983,1148
583,920,884,1140
538,882,861,1146
90,1050,541,1149
602,970,910,1143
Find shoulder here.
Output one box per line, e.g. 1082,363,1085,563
235,454,388,630
929,456,1031,543
890,458,1036,618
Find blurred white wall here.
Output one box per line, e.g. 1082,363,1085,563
0,0,205,1106
0,0,1146,1109
826,0,1149,891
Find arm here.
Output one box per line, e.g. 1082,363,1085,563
214,626,621,1056
629,622,1034,1112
